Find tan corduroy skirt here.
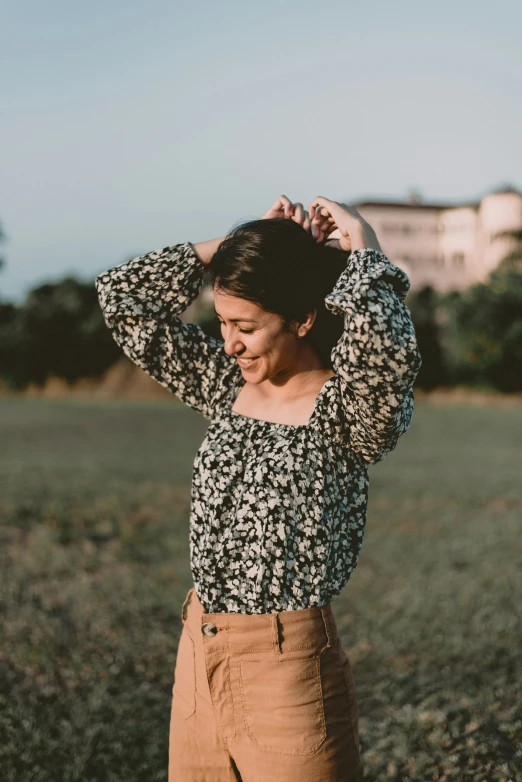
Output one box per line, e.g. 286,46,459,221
168,586,364,781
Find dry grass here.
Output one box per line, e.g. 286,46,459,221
0,397,521,781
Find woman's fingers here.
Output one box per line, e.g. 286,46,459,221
291,202,310,231
283,199,294,219
280,201,312,234
309,196,331,222
309,197,346,228
310,199,335,242
262,194,293,220
292,202,304,222
264,196,348,241
310,197,351,231
276,195,293,218
309,197,375,251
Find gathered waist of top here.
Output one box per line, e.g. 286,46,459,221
181,587,340,656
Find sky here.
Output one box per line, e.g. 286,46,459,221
1,0,522,302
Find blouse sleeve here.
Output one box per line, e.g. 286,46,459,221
95,241,235,420
324,248,422,465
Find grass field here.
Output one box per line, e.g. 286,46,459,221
1,396,521,781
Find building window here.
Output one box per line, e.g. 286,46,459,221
452,252,465,266
381,223,416,234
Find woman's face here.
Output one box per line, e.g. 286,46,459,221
213,287,311,382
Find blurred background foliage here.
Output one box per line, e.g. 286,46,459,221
1,216,522,394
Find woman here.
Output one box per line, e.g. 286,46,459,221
95,195,422,781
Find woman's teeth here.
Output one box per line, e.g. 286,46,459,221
237,357,258,367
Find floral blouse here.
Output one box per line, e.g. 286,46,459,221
95,241,422,614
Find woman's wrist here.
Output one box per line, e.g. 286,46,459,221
191,236,226,266
350,222,383,253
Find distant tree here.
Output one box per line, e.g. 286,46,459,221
0,301,23,389
407,285,448,390
494,227,522,272
0,276,120,390
0,219,18,387
438,266,522,392
0,219,6,274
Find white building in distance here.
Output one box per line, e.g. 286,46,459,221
355,185,522,293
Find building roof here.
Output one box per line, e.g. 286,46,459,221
355,199,456,210
354,184,522,211
488,184,522,196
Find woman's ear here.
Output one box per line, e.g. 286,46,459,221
296,308,317,338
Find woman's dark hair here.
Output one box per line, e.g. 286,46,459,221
205,218,349,370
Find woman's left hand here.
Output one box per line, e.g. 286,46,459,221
308,196,383,253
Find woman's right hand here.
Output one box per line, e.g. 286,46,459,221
261,195,312,235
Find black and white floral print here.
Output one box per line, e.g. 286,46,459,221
95,241,422,614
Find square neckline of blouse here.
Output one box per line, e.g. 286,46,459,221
227,372,338,429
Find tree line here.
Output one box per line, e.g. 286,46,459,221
1,221,521,393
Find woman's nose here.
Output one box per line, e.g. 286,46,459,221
223,333,244,356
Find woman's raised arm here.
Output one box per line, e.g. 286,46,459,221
310,197,422,464
192,236,226,265
95,241,237,419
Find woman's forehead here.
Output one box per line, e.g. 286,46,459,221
213,288,266,322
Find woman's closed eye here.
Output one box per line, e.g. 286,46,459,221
218,321,254,335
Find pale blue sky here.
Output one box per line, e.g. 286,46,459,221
1,0,521,301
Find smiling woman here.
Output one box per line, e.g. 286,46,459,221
206,219,348,418
206,217,348,378
94,195,422,782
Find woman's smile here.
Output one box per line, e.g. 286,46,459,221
237,356,259,368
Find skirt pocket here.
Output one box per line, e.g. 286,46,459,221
238,655,327,755
172,627,196,720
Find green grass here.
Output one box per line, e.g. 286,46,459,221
0,397,521,781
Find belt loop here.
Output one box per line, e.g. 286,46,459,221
181,587,195,624
271,613,282,655
320,604,335,649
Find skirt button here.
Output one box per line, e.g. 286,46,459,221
201,621,218,637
